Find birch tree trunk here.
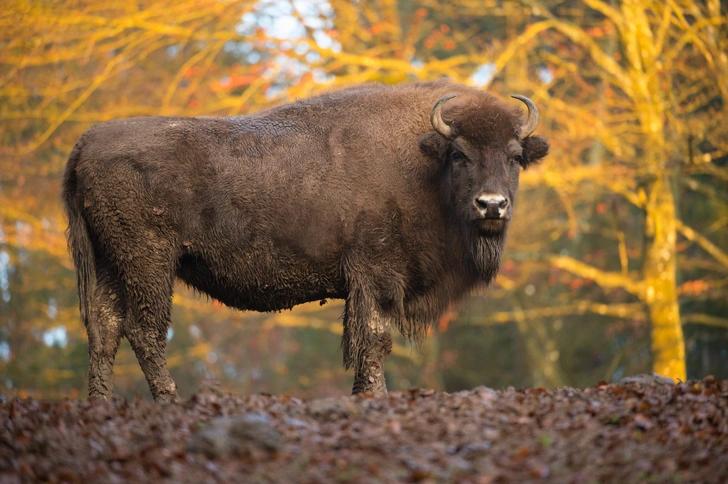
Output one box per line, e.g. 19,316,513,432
643,176,686,379
622,0,685,380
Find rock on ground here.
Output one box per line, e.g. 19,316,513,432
187,414,282,458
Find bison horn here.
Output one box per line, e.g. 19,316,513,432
430,93,457,139
511,94,539,139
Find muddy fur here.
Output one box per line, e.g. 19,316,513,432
62,79,549,400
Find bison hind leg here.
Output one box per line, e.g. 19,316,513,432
87,267,124,400
119,247,180,402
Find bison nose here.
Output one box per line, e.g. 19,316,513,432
475,194,509,219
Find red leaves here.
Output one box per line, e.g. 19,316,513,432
680,279,711,296
442,40,456,52
437,313,450,332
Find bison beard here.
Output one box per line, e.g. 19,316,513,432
63,79,548,401
471,230,507,283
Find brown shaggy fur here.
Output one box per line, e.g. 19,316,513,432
63,79,549,401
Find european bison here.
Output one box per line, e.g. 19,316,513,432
63,79,549,401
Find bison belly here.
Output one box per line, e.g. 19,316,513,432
175,248,346,312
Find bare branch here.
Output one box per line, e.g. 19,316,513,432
676,220,728,270
161,38,229,111
486,20,556,85
523,0,633,96
582,0,624,31
3,31,153,156
550,255,644,296
464,302,645,326
682,314,728,329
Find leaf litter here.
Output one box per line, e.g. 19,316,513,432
1,374,727,483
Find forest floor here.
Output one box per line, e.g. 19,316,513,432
1,374,727,483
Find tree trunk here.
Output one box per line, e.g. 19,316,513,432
515,317,566,388
642,176,686,380
620,0,686,381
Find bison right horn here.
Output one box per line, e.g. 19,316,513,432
430,94,457,139
511,94,539,139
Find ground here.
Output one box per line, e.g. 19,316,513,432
1,375,727,483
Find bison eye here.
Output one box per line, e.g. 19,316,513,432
449,150,468,163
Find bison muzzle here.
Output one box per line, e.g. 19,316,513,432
62,79,549,401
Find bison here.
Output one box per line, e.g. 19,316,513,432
63,79,549,401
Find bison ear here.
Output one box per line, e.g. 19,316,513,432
519,135,549,169
418,132,447,161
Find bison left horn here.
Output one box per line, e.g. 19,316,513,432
511,95,539,139
430,94,457,139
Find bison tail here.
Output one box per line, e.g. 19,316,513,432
62,139,95,328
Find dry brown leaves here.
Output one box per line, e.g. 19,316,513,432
1,376,727,483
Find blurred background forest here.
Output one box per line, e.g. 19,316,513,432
1,0,726,400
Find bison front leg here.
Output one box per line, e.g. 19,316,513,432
353,326,392,395
343,297,393,395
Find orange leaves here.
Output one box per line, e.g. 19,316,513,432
183,66,201,78
568,278,585,290
679,280,710,296
422,25,455,51
586,26,604,38
370,22,384,35
216,73,258,92
437,310,457,333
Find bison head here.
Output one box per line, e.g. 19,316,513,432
419,92,549,237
